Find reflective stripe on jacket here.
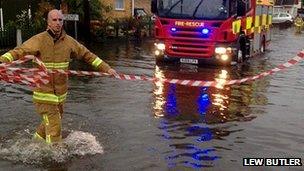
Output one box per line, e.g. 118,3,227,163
44,62,70,69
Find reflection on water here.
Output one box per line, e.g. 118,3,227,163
153,63,269,168
153,66,166,118
159,119,219,168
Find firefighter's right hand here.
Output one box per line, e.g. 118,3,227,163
107,68,118,76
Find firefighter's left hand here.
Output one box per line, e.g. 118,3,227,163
107,68,117,76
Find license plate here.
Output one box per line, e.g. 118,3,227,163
180,58,198,64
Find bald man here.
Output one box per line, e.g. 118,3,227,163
0,9,117,144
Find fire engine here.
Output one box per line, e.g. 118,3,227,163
151,0,274,65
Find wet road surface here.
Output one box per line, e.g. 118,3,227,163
0,26,303,170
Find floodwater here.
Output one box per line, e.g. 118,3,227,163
0,26,303,171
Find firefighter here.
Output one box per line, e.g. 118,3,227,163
294,15,304,34
0,9,117,144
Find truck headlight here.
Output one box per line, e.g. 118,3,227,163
220,54,229,61
155,43,165,50
215,47,227,54
155,50,160,56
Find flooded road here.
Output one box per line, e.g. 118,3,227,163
0,26,303,170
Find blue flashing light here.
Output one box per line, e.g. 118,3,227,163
171,27,177,32
201,28,209,34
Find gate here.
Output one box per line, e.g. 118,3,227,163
0,28,16,47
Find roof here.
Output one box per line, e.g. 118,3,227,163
274,0,299,5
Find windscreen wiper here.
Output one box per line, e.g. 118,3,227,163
192,0,204,18
165,0,183,16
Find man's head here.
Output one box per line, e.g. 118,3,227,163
47,9,64,35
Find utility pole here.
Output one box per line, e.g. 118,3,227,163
83,0,91,43
131,0,134,16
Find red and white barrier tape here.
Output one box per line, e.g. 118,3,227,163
0,73,37,87
0,51,304,87
0,55,49,87
112,51,304,87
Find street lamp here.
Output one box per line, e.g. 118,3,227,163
0,0,3,31
28,0,32,20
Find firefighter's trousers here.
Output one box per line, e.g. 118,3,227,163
33,103,64,144
295,24,302,33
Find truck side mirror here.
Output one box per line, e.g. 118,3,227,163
151,0,158,14
237,0,246,17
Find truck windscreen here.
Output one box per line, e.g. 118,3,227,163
157,0,229,20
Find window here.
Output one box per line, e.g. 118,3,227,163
230,0,237,16
279,13,288,17
115,0,124,10
245,0,252,12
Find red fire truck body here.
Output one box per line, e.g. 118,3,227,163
151,0,274,65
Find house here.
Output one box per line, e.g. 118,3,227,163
103,0,133,19
274,0,301,17
102,0,151,19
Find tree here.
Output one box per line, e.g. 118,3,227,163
63,0,112,42
64,0,111,20
34,1,54,30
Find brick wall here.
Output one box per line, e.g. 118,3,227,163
135,0,151,15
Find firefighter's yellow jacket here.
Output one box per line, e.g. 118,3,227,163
0,30,111,104
294,17,304,27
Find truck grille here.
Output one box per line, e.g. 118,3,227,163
168,28,215,58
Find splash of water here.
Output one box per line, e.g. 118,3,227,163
0,131,103,165
64,131,103,156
